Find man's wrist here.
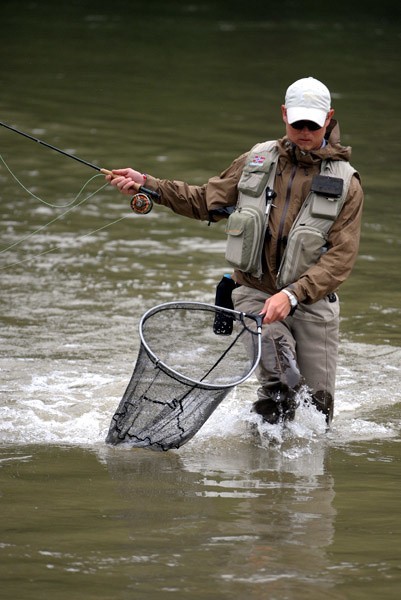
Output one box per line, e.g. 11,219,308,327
282,289,298,308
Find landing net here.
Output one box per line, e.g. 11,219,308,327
106,301,262,451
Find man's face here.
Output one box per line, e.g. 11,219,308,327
281,106,334,152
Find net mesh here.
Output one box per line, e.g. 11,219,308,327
106,302,261,451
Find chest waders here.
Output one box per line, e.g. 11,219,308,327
224,140,356,287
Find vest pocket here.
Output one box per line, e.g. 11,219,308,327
277,226,327,288
238,167,273,198
225,207,265,274
311,195,339,220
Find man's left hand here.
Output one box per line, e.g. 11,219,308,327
260,292,292,324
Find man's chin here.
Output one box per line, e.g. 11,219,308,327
299,142,325,153
296,142,314,152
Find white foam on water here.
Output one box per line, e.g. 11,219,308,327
0,342,400,454
178,342,401,475
0,360,125,446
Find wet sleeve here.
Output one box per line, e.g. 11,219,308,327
290,175,364,303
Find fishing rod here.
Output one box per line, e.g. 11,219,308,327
0,120,158,214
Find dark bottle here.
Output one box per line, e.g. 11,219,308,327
213,274,236,335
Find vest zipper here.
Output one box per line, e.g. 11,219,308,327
275,163,297,272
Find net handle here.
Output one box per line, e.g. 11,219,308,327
138,301,262,390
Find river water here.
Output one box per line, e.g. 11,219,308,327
1,2,400,599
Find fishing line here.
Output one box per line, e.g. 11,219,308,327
0,120,159,270
0,213,130,271
0,152,98,209
0,156,125,268
0,168,108,254
0,121,160,201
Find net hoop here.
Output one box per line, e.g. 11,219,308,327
139,301,262,391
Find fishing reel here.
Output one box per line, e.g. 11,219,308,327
130,192,153,214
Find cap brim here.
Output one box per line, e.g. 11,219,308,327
286,107,327,127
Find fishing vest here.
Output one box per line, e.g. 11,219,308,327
224,140,356,287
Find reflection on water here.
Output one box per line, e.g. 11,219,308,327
1,436,400,599
1,444,338,598
0,1,401,599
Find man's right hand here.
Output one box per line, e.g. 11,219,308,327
105,168,146,195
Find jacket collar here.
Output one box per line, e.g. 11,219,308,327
278,119,352,165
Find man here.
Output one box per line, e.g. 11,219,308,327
105,77,363,426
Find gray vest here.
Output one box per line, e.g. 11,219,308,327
224,140,356,286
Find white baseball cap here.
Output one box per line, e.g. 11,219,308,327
285,77,331,127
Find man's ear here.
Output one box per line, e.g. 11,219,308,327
327,108,335,122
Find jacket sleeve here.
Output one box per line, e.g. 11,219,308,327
290,175,364,304
143,154,247,222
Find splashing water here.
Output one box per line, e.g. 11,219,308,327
1,341,399,460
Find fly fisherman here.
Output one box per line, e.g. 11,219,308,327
105,77,363,427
